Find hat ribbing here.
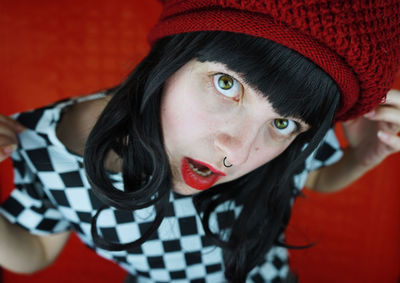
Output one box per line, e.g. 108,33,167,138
149,0,400,121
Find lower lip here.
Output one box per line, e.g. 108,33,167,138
180,158,222,191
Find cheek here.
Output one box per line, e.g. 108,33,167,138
162,111,205,145
263,144,289,162
160,85,214,149
243,143,291,174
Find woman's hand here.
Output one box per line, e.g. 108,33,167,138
0,114,25,162
342,89,400,170
306,89,400,193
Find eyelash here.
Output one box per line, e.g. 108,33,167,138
271,119,302,138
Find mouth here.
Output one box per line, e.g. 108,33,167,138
180,157,225,191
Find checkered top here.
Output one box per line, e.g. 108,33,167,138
0,93,342,283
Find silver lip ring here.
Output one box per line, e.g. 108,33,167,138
223,157,233,168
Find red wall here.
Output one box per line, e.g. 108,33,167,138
0,1,399,282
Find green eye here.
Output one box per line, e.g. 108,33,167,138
273,119,289,129
218,75,234,90
213,73,240,99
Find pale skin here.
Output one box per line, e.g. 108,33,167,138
305,89,400,192
161,61,311,195
0,61,399,273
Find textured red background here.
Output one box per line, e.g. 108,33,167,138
0,1,399,282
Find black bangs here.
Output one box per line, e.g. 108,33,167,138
195,32,340,128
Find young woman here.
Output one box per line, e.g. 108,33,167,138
0,1,400,282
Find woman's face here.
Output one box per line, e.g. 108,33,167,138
161,60,309,195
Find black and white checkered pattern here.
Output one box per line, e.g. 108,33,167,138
0,94,342,282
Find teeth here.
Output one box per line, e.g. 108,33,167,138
188,161,213,177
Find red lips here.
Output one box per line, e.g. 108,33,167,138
181,157,225,191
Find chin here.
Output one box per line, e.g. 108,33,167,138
172,182,201,196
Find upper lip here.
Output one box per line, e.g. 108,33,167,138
188,158,226,176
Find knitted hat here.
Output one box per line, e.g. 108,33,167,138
148,0,400,121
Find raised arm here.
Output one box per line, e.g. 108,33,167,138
0,113,71,273
0,215,71,274
306,89,400,193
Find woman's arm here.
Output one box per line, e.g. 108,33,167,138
305,147,372,192
0,215,71,274
0,113,71,273
306,89,400,193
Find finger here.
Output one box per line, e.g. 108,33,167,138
382,89,400,107
375,120,400,135
364,106,400,125
0,144,17,162
0,122,20,145
0,133,18,148
377,131,400,151
0,115,25,133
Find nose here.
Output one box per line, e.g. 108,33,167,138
214,127,259,166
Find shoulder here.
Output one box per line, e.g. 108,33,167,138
56,93,111,156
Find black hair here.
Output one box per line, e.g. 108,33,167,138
84,31,340,282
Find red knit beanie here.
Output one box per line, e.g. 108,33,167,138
148,0,400,121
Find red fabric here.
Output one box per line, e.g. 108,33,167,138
149,0,400,121
0,1,399,282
